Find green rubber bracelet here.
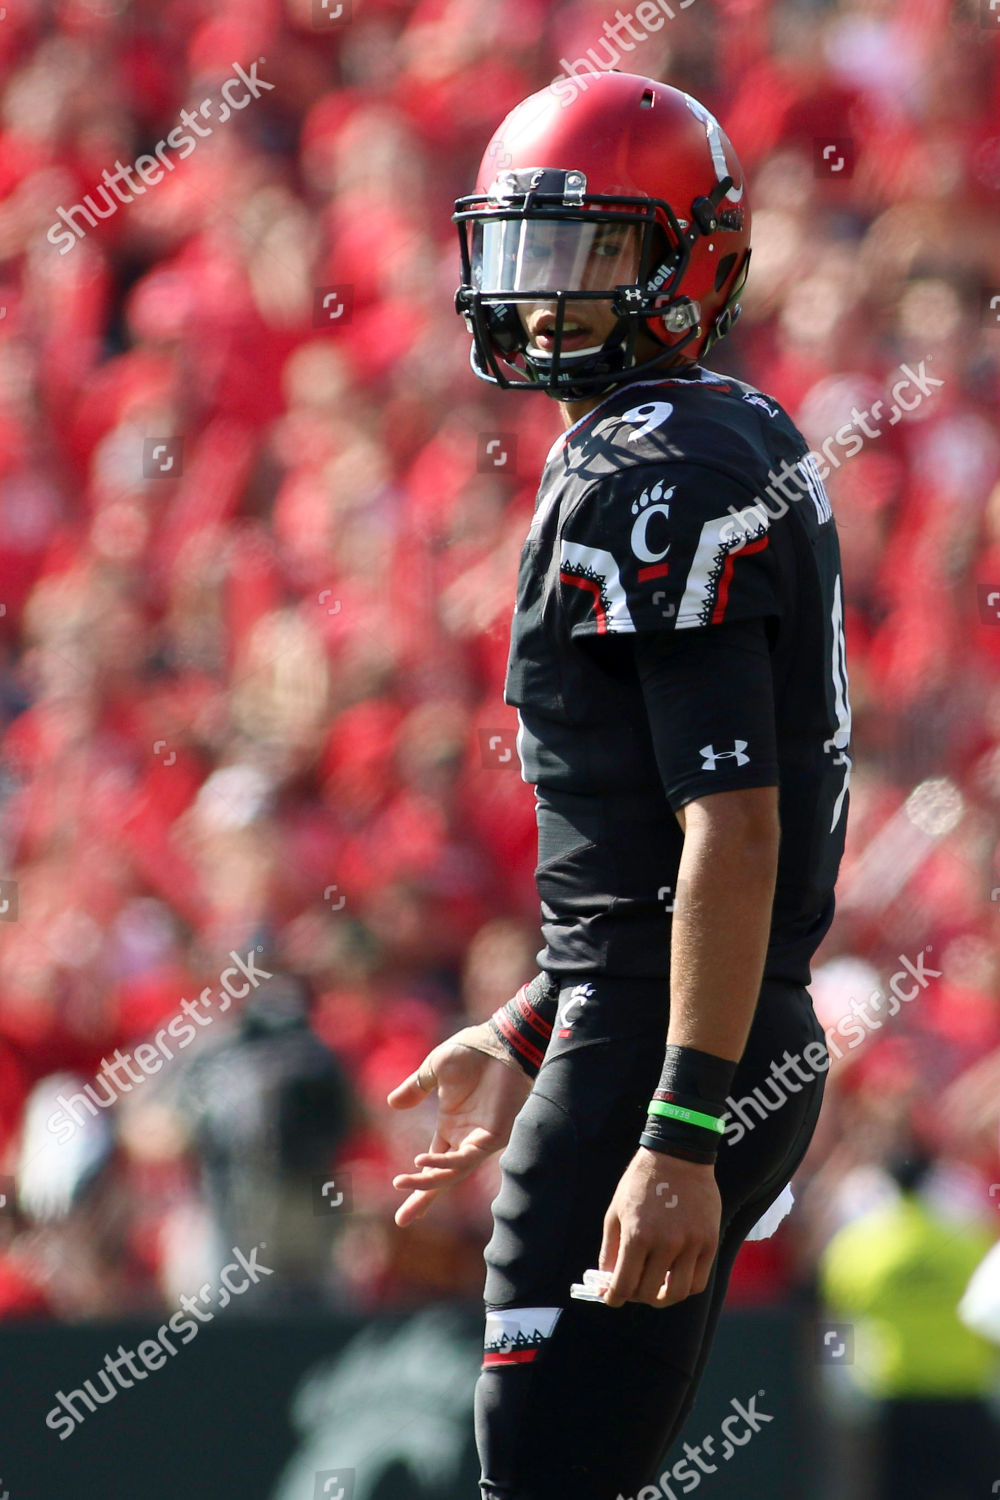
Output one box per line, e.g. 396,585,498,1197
647,1099,726,1135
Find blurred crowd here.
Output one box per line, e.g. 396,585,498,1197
0,0,997,1340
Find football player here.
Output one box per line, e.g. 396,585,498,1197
389,72,851,1500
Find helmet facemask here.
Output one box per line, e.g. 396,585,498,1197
454,168,700,399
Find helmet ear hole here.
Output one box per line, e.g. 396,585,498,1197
714,252,736,293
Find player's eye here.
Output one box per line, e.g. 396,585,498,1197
592,237,627,257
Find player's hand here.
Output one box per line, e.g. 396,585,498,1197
387,1025,533,1229
599,1148,721,1308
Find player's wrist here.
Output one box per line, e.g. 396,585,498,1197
638,1144,717,1172
487,972,559,1080
639,1043,738,1164
455,1023,525,1069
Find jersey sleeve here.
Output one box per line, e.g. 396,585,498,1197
557,461,782,640
633,617,779,810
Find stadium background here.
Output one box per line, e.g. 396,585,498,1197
0,0,998,1493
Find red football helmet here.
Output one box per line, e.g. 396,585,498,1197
454,71,751,398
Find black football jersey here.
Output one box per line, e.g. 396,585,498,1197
503,366,852,985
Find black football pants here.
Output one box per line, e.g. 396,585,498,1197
475,974,827,1500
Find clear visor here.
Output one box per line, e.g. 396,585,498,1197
471,218,641,295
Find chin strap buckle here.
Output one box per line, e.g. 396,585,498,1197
657,297,701,333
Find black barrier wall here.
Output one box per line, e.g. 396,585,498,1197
0,1306,813,1499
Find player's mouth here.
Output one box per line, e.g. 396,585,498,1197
528,314,599,354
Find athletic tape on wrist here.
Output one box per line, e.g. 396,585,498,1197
488,971,559,1080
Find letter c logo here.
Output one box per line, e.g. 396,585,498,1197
631,503,671,564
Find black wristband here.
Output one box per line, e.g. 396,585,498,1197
640,1043,738,1162
638,1132,719,1165
488,972,559,1080
654,1043,739,1106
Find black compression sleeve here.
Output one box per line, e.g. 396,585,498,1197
631,617,779,811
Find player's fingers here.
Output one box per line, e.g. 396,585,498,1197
394,1187,438,1227
651,1248,699,1309
689,1243,717,1299
604,1236,646,1309
393,1130,493,1190
413,1131,494,1167
633,1252,677,1308
597,1210,620,1281
391,1163,465,1189
398,1159,478,1185
386,1055,438,1110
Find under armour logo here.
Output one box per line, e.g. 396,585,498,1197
700,740,749,770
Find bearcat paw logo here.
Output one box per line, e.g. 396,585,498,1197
631,480,675,515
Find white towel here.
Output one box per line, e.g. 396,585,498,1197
745,1182,795,1241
